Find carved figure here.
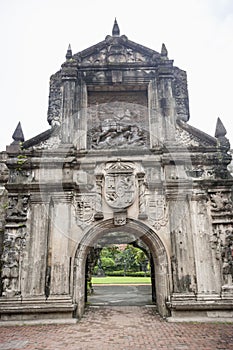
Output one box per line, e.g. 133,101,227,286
6,195,29,221
221,230,233,285
90,122,146,149
210,192,233,212
1,232,27,296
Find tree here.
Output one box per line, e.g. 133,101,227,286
94,245,149,275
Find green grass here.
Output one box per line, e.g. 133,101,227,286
92,276,151,285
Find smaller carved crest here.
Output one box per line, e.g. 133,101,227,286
148,194,167,230
74,194,95,225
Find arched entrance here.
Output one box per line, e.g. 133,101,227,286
73,219,171,319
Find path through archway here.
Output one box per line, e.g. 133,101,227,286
73,219,171,319
86,238,154,307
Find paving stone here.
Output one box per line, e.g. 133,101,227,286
0,306,232,350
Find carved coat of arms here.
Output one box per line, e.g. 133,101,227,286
104,161,135,209
74,194,95,225
148,195,168,230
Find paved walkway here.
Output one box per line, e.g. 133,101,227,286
89,284,152,306
0,306,233,350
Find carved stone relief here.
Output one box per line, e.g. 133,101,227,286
47,71,62,126
185,166,215,179
210,192,233,213
173,67,189,121
1,231,28,297
212,226,233,287
104,161,135,210
89,122,147,149
81,45,152,65
74,194,96,227
148,194,168,230
0,162,9,183
87,100,149,149
222,229,233,285
114,211,127,226
6,195,29,222
8,170,32,184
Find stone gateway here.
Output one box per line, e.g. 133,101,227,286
0,20,233,322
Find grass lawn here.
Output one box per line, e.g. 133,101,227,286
92,276,151,284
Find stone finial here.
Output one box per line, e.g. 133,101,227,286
12,122,24,143
215,117,227,138
161,43,168,58
112,18,120,36
66,44,72,60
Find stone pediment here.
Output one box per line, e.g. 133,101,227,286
73,35,164,66
22,127,61,150
176,120,217,148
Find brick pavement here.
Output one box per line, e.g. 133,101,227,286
0,306,232,350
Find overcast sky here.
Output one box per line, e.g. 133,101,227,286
0,0,233,151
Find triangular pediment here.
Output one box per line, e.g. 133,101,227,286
73,35,164,66
176,120,217,148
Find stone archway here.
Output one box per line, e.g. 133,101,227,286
73,219,171,319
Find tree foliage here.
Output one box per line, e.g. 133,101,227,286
94,245,149,276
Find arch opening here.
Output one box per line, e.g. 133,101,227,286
73,219,171,319
86,236,155,307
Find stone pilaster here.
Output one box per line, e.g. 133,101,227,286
23,193,50,297
158,67,176,143
94,174,104,220
167,185,196,297
148,78,164,147
49,193,73,296
137,172,148,220
190,190,221,299
61,60,77,143
74,79,88,150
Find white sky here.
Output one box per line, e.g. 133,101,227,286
0,0,233,150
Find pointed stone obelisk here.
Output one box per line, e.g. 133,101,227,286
112,18,120,36
66,44,72,60
12,122,24,144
